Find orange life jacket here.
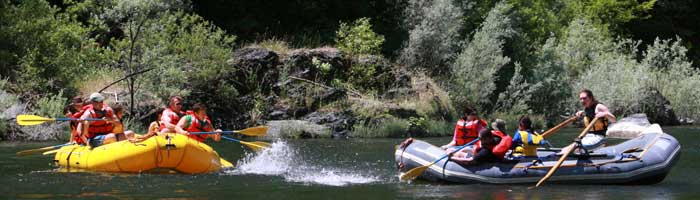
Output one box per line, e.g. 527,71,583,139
182,114,212,142
454,119,487,146
474,130,513,159
159,108,183,131
84,105,114,139
584,104,609,135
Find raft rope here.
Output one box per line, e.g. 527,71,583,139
397,138,413,170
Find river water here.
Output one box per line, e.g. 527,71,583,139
1,126,698,199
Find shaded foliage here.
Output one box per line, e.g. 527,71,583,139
450,2,515,114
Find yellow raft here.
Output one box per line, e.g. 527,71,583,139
53,134,233,174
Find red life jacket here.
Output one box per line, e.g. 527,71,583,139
71,104,93,119
84,105,114,139
182,114,212,142
474,130,513,159
159,108,184,131
454,119,487,146
70,128,85,145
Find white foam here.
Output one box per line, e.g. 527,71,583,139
229,141,379,186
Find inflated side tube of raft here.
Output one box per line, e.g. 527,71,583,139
54,134,233,174
396,131,680,184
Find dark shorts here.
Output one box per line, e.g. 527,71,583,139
88,135,107,147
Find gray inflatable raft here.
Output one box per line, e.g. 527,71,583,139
395,131,680,184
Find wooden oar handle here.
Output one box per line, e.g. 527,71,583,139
535,117,600,187
541,116,578,138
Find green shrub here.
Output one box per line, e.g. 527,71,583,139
335,17,385,55
33,90,67,118
556,18,614,78
450,2,515,114
423,119,453,137
495,63,532,114
352,117,408,138
399,0,463,74
528,37,573,120
1,0,102,98
643,38,700,121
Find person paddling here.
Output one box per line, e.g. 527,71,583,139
560,89,617,154
76,93,130,147
441,107,487,151
159,96,184,134
174,103,222,142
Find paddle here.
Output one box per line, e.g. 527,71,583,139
541,116,579,138
16,143,74,156
16,114,104,126
42,149,61,155
535,117,599,187
399,138,480,181
188,126,269,137
220,135,271,152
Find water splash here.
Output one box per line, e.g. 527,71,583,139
228,141,379,186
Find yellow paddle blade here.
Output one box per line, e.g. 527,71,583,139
16,146,55,156
16,114,54,126
400,164,431,181
42,149,61,155
236,126,269,137
240,141,271,152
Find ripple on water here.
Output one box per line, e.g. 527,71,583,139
225,141,379,186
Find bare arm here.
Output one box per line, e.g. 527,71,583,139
595,104,616,123
77,111,91,145
173,117,189,134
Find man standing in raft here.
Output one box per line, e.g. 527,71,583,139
441,107,487,151
174,103,222,142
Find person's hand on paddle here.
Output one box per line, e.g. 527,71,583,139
575,110,584,118
212,129,222,142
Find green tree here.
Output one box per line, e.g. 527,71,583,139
0,0,103,99
335,17,385,55
399,0,464,75
450,2,515,113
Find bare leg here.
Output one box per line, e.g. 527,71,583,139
123,130,135,139
102,134,118,145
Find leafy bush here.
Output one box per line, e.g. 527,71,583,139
0,0,102,98
399,0,463,74
352,117,408,138
33,90,67,118
556,18,614,77
495,63,532,114
335,17,385,55
450,2,515,114
643,38,700,120
528,37,573,119
423,120,453,137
